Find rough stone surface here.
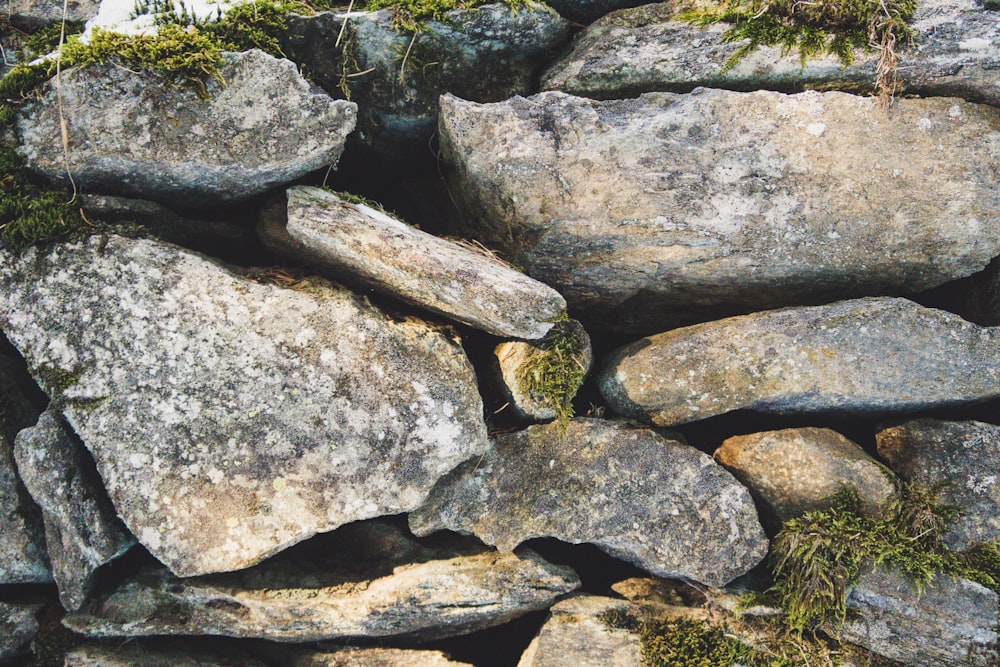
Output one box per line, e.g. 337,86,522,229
877,420,1000,550
0,235,487,577
541,0,1000,105
0,602,40,665
3,0,99,29
841,565,999,667
260,186,567,339
598,298,1000,426
13,408,136,611
64,521,580,642
542,0,649,25
715,428,896,525
517,595,641,667
17,50,357,206
410,418,768,587
261,647,473,666
439,89,1000,335
64,643,268,667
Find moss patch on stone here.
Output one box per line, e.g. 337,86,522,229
362,0,526,32
0,146,86,253
514,318,587,428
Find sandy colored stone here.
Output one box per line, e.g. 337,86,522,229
517,596,641,667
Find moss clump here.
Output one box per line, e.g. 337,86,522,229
202,0,312,56
514,319,587,428
18,21,87,61
363,0,525,32
0,146,86,253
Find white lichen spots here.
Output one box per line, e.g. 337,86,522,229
806,122,827,137
918,117,935,132
226,517,240,528
272,477,287,492
141,527,162,551
293,327,316,348
949,105,963,118
207,468,225,485
959,37,993,51
967,474,996,495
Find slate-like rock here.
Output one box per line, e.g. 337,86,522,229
877,420,1000,550
17,50,356,207
715,428,895,525
259,186,566,339
0,235,487,577
0,602,40,665
439,89,1000,335
841,565,999,667
598,298,1000,427
64,521,580,642
65,643,269,667
410,418,768,587
517,595,641,667
13,408,136,611
541,0,1000,105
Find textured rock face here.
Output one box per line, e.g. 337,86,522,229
517,596,641,667
542,0,649,25
410,419,768,587
877,420,1000,550
598,298,1000,426
715,428,896,524
13,409,136,611
4,0,99,29
0,235,487,577
0,602,40,664
261,186,567,339
64,644,269,667
541,0,1000,105
17,50,356,206
64,521,580,642
842,566,999,667
268,647,473,666
439,89,1000,335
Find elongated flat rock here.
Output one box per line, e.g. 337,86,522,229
261,186,566,339
17,50,356,206
598,298,1000,426
410,419,768,587
0,236,487,577
542,0,1000,105
65,643,269,667
440,89,1000,335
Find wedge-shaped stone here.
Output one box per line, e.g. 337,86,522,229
410,419,768,587
598,298,1000,426
17,50,356,206
0,236,487,577
440,89,1000,335
517,596,641,667
64,521,580,642
260,186,566,339
541,0,1000,105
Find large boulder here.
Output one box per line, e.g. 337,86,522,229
410,418,768,587
439,89,1000,335
17,50,357,207
0,235,487,577
598,298,1000,426
541,0,1000,105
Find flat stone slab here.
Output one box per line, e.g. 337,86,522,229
262,647,473,666
517,595,642,667
439,89,1000,335
65,643,269,667
261,186,566,339
598,298,1000,426
0,235,487,577
410,418,768,587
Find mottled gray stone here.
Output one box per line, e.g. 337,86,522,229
14,408,136,611
517,596,641,667
715,428,896,524
65,643,268,667
841,565,998,667
260,646,473,666
3,0,99,29
410,418,768,587
17,50,356,206
64,521,580,642
0,235,487,577
260,186,566,339
598,298,1000,426
542,0,650,25
877,420,1000,550
0,602,40,665
541,0,1000,105
439,89,1000,335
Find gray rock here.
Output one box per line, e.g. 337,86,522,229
65,643,268,667
13,408,136,611
260,646,473,666
542,0,650,25
598,298,1000,426
4,0,99,30
715,428,896,525
541,0,1000,105
841,565,998,667
260,186,567,339
410,418,768,587
0,602,40,665
439,89,1000,335
17,50,356,206
0,235,487,577
64,521,580,642
877,420,1000,550
517,596,642,667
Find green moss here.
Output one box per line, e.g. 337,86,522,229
363,0,525,33
33,362,83,395
202,0,312,56
514,318,587,428
19,21,86,61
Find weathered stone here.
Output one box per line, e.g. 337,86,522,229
715,428,896,525
0,602,40,665
260,647,473,666
17,50,357,206
877,420,1000,550
541,0,1000,106
517,596,642,667
598,298,1000,426
3,0,99,30
841,565,999,667
259,186,567,339
64,521,580,642
410,418,768,587
542,0,650,25
13,408,136,611
0,235,487,577
439,89,1000,335
64,643,268,667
